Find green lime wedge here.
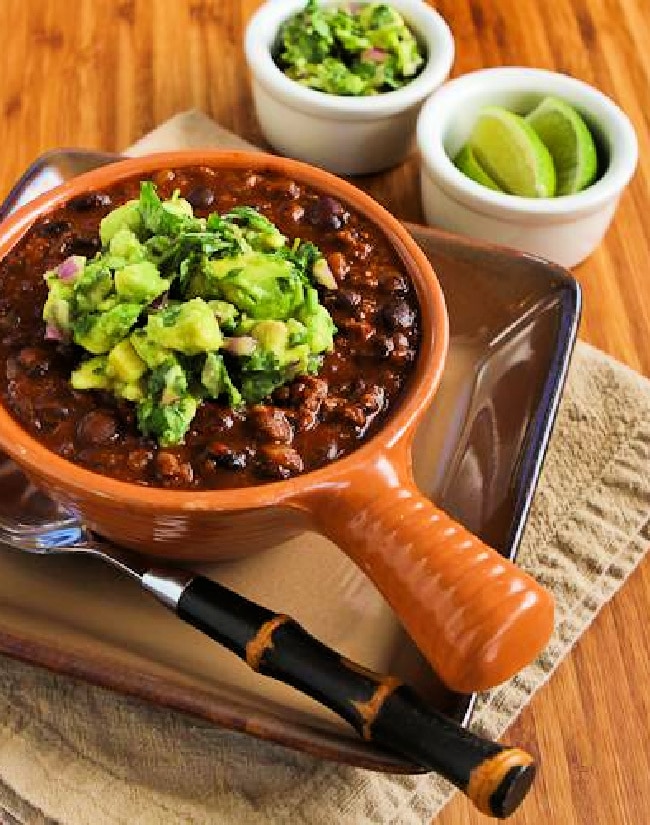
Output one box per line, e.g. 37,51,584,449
453,145,504,191
468,106,557,198
526,96,598,195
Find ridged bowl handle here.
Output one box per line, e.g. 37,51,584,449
305,459,554,693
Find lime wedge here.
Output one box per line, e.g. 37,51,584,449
454,145,504,191
468,106,557,198
526,96,598,195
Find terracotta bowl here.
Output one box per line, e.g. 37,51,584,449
0,151,554,692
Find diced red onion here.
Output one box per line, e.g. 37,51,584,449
56,255,85,282
313,258,338,290
223,336,257,357
362,48,389,63
45,323,66,342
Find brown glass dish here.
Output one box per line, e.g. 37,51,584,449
0,215,580,772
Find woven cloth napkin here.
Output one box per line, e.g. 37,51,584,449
1,111,649,825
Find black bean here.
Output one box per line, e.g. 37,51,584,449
207,442,248,471
373,334,395,359
63,236,101,257
378,269,409,294
335,289,363,312
68,192,112,211
37,219,71,238
76,410,118,446
382,299,416,331
306,196,350,230
35,402,70,432
186,185,215,210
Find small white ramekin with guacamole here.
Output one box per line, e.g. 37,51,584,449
245,0,454,175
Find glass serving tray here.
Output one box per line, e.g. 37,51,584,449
0,154,580,771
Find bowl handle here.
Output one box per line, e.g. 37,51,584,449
303,457,554,693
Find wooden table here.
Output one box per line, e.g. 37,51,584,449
0,1,648,823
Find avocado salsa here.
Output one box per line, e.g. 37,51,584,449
0,166,420,488
43,182,338,448
275,1,425,96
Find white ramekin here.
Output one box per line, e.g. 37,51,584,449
245,0,455,175
416,67,638,267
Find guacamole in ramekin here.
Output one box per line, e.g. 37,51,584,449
274,1,425,96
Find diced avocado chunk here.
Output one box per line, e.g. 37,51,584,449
204,253,304,320
136,359,197,446
106,340,147,383
100,200,142,246
97,295,121,313
107,228,147,266
225,207,287,251
162,194,194,221
251,319,312,372
145,297,223,355
147,358,189,403
43,276,74,332
234,316,256,336
186,254,244,296
72,263,114,314
158,362,188,406
239,348,294,404
71,356,110,390
251,319,288,355
130,328,173,369
138,182,198,237
284,343,311,373
286,318,308,346
298,302,336,353
201,352,242,406
115,380,146,402
137,395,198,447
73,303,142,354
114,261,168,303
208,300,239,332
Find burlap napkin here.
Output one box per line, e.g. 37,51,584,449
1,112,649,825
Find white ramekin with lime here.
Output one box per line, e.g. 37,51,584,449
417,67,638,267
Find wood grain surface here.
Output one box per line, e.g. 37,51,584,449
0,1,648,824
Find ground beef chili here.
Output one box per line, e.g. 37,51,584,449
0,166,420,489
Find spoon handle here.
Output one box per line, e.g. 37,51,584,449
143,570,534,819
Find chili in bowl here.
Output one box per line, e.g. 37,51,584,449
0,150,553,693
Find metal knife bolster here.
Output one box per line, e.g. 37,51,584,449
141,568,196,609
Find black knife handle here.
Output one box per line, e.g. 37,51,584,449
174,574,534,819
